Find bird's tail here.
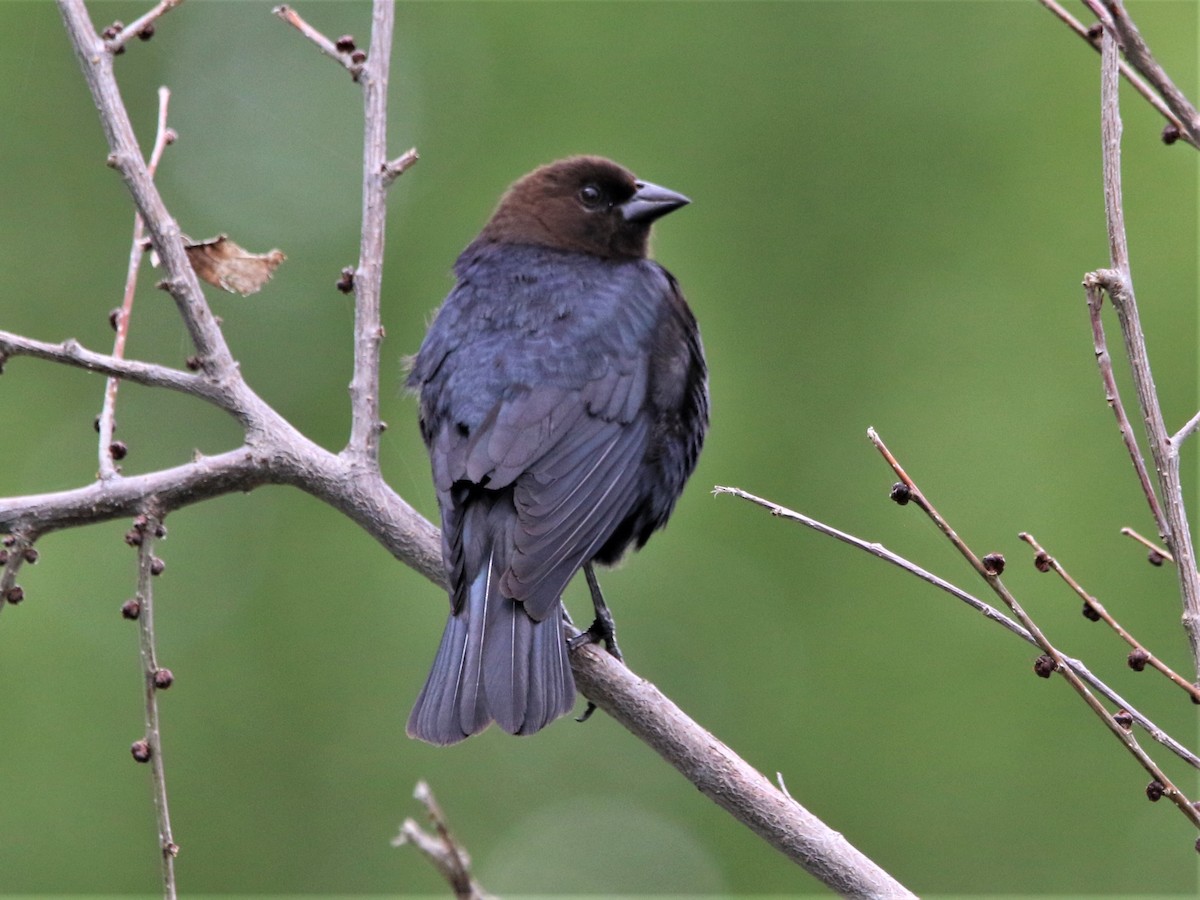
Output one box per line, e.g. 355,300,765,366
407,557,576,746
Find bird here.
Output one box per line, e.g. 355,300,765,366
406,156,708,745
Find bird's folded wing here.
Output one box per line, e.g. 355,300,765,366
439,363,650,623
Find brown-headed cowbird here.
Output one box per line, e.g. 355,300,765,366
406,156,708,745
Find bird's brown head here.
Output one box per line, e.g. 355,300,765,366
477,156,689,260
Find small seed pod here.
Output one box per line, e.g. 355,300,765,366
1127,648,1150,672
1033,551,1051,573
153,668,175,690
889,482,911,505
1145,780,1165,802
131,739,152,763
121,598,142,620
1081,602,1101,622
982,553,1005,576
1033,654,1056,678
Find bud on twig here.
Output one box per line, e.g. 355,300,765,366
982,553,1005,575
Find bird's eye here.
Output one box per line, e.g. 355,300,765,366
578,184,603,208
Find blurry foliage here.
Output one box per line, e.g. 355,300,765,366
0,1,1196,894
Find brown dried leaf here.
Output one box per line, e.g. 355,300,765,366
182,234,286,296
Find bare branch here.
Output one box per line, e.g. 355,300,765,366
1019,532,1200,702
714,485,1200,771
100,85,176,479
1036,0,1196,147
868,428,1200,831
272,5,364,79
1121,526,1174,564
1172,409,1200,448
129,515,179,897
393,781,495,900
1101,0,1200,146
568,639,916,898
382,147,420,186
1085,278,1163,526
343,0,395,467
0,330,218,401
104,0,184,54
57,0,237,374
0,535,35,617
1080,23,1200,675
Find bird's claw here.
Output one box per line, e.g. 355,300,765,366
567,614,624,663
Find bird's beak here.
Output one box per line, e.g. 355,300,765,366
621,180,690,224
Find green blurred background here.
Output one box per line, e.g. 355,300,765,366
1,0,1197,895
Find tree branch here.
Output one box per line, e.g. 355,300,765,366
714,485,1200,772
0,330,216,400
1084,25,1200,675
868,428,1200,832
393,780,495,900
57,0,236,373
344,0,395,467
1099,0,1200,146
129,515,179,897
100,85,176,480
1037,0,1197,147
568,640,916,898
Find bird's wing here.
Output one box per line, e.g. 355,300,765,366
431,357,652,624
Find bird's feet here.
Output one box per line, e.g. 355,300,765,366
566,611,624,662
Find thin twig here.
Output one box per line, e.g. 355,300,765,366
1171,410,1200,448
1100,0,1200,146
868,428,1200,831
1120,526,1174,565
343,0,394,467
1088,23,1200,674
131,514,178,897
1019,532,1200,702
100,86,175,480
382,147,420,186
393,780,495,900
1085,278,1163,526
105,0,184,54
58,0,238,375
0,533,36,618
1036,0,1195,147
714,485,1200,771
0,331,219,402
272,5,364,79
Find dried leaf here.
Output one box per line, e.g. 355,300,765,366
182,234,286,296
